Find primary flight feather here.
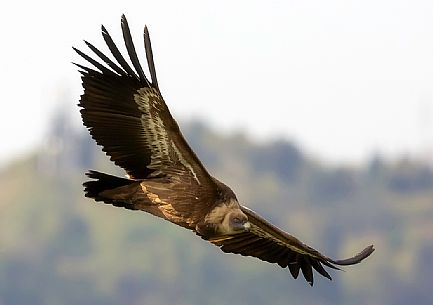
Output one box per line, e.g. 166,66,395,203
74,15,374,286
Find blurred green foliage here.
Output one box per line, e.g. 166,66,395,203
1,120,432,305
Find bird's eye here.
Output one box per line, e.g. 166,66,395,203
232,217,241,224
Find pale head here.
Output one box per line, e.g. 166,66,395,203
221,209,251,234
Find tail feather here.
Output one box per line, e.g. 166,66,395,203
83,170,134,203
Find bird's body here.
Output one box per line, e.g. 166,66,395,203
74,15,374,286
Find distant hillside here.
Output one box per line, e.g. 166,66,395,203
1,118,432,305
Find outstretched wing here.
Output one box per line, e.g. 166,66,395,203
208,207,374,286
74,15,213,183
74,15,220,219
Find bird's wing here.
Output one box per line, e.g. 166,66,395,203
74,15,219,217
208,206,374,286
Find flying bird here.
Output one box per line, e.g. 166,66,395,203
74,15,374,286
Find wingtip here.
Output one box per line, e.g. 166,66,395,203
71,61,80,69
71,61,81,68
333,244,375,266
143,24,158,88
121,14,128,26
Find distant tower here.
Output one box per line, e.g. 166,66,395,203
37,101,95,175
418,96,433,165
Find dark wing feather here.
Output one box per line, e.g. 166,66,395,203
144,25,158,88
83,40,126,75
120,14,147,83
72,47,114,75
75,16,219,218
208,207,374,286
101,24,139,79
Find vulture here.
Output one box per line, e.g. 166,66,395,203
74,15,374,286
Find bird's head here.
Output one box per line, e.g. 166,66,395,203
222,209,251,233
199,198,251,236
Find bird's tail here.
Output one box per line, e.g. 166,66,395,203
83,170,136,203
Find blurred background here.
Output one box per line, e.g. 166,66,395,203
1,0,433,304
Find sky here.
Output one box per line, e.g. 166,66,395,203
1,0,433,166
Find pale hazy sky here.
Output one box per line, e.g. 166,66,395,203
1,0,433,166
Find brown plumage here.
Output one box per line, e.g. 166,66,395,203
74,14,374,286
